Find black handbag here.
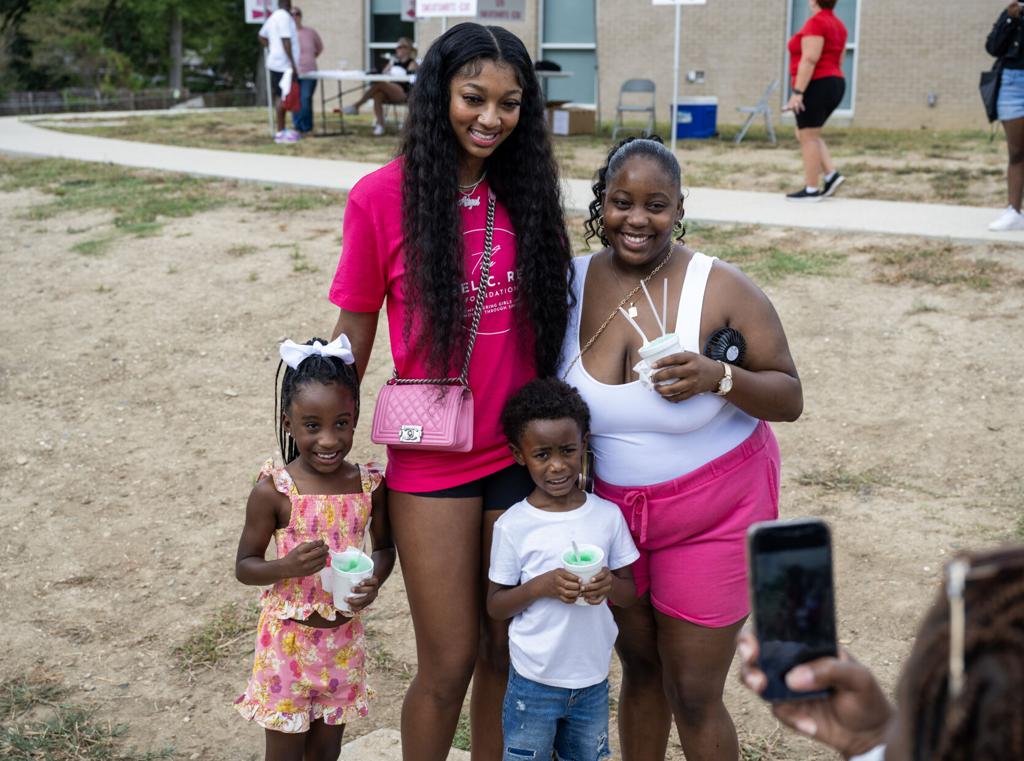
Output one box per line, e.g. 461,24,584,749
980,58,1005,123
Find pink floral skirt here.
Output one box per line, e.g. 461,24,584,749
235,608,372,733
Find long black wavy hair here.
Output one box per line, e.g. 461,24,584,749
399,22,572,378
583,135,686,247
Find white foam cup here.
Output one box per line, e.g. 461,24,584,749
321,549,374,613
637,333,683,386
562,544,605,606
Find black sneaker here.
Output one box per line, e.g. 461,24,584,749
786,188,823,202
822,172,845,197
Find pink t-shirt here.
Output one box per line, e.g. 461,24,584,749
329,158,535,492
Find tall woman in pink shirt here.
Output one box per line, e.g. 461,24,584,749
784,0,848,201
327,23,572,761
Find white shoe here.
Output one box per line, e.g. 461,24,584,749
342,105,358,115
988,206,1024,231
372,123,385,137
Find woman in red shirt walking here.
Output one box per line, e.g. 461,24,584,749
784,0,848,201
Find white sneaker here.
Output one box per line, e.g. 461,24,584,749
372,123,385,137
988,206,1024,231
273,129,289,144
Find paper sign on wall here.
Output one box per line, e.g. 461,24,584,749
415,0,478,17
477,0,526,21
245,0,276,23
403,0,417,21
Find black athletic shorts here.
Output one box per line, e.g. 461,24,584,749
796,76,845,129
409,462,533,510
270,69,285,99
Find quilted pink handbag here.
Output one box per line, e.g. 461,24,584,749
370,197,495,452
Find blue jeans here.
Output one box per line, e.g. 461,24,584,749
502,667,611,761
292,78,318,133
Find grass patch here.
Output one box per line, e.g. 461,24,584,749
172,601,257,680
797,466,892,495
1016,512,1024,539
451,711,471,751
251,189,342,214
873,242,1020,290
227,244,258,257
907,299,940,315
739,727,783,761
720,244,840,283
0,674,172,760
1,157,222,238
72,234,116,257
289,245,319,274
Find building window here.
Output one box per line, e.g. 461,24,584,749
539,0,596,105
367,0,414,72
786,0,859,114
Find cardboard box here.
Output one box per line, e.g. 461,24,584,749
545,106,595,136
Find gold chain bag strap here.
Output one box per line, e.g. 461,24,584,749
370,196,496,452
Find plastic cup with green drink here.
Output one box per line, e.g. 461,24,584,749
562,543,605,606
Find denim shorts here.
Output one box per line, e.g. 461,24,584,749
998,68,1024,123
502,667,611,761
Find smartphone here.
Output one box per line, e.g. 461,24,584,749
747,518,837,702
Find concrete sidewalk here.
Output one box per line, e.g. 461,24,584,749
2,114,1021,243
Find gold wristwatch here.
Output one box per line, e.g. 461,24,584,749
716,361,733,396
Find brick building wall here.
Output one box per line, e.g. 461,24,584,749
298,0,1001,130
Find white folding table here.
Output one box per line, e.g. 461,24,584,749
306,69,413,136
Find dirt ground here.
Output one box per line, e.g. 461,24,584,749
1,155,1022,761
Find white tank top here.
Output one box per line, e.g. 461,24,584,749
560,252,758,486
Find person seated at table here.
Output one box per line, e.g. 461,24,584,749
344,37,418,136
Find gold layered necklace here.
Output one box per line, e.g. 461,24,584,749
562,247,675,376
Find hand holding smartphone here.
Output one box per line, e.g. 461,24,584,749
747,518,838,702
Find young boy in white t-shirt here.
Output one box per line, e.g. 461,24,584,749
488,378,639,761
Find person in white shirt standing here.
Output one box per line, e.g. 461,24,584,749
258,0,301,144
488,378,639,761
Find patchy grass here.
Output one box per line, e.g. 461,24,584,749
907,299,941,316
250,188,343,214
172,601,257,680
686,223,842,283
35,111,1006,205
1016,512,1024,539
289,244,319,274
72,234,117,257
0,674,173,760
739,727,784,761
0,158,224,251
451,711,472,752
872,242,1020,290
226,244,258,257
797,466,893,496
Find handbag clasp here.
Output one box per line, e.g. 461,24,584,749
399,425,423,443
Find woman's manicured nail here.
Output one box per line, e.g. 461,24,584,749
794,717,817,737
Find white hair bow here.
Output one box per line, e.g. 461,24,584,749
279,335,355,369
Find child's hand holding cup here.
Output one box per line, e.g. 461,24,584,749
321,548,375,613
562,544,605,606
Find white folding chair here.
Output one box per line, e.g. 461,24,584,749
611,79,656,142
735,79,779,145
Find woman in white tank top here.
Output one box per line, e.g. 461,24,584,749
560,137,803,761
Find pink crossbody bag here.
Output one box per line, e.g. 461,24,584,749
370,196,495,452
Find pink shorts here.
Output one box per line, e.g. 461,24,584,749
595,421,780,628
235,609,372,733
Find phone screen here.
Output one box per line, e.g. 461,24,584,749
748,519,837,702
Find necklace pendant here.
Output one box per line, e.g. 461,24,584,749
458,195,481,209
627,305,639,319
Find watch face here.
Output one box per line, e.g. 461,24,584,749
720,376,733,394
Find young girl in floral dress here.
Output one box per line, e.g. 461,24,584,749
234,336,394,761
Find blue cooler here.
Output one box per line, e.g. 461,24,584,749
674,96,718,139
